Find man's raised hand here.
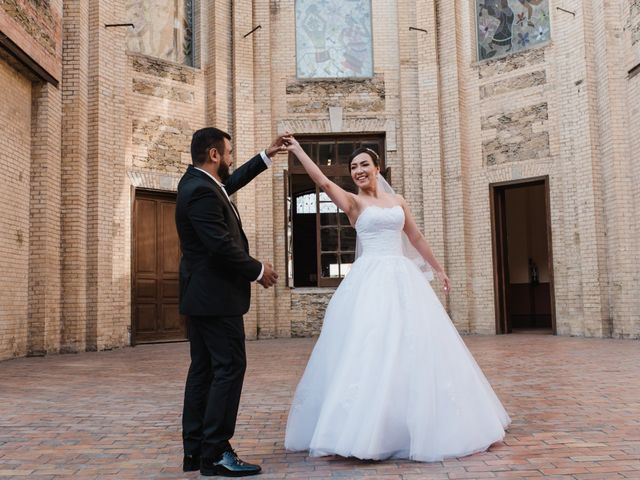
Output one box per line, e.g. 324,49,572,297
265,132,293,158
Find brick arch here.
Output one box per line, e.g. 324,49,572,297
277,117,396,149
484,161,554,185
128,171,180,192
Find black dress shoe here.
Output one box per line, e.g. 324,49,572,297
182,454,200,472
201,450,261,477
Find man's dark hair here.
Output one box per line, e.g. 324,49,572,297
349,147,380,168
190,127,231,166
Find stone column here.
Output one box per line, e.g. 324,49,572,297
588,0,639,338
205,0,233,131
397,0,423,226
232,0,259,338
252,0,280,338
85,0,128,349
415,0,447,311
29,81,62,355
433,0,472,332
60,0,90,352
551,1,608,336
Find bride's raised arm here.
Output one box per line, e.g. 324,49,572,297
285,136,358,216
398,195,451,293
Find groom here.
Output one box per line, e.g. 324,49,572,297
176,127,283,476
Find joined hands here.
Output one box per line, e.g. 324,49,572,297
266,133,295,158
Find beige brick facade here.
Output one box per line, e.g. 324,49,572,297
1,0,639,360
0,60,32,359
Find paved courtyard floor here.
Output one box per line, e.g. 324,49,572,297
0,335,639,479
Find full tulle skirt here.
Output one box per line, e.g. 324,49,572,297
284,254,510,462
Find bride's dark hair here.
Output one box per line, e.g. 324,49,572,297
349,147,380,168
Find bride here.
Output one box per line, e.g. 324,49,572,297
283,136,510,462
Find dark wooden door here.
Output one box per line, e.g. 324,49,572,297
133,191,185,343
491,186,511,334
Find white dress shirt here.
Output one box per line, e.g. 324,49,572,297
194,150,272,282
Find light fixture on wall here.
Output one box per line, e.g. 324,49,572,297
555,7,576,17
104,23,135,28
243,25,262,38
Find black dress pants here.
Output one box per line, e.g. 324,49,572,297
182,315,246,458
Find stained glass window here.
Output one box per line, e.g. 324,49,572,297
476,0,550,61
126,0,193,66
296,0,373,79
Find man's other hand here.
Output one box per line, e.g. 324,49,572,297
258,262,278,288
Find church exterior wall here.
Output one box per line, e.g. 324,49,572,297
0,61,32,358
1,0,638,360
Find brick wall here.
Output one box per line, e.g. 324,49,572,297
127,54,204,175
256,0,640,338
0,61,31,359
2,0,640,362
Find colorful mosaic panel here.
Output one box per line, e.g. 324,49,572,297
296,0,373,79
476,0,550,61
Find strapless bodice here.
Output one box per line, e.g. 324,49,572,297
355,205,405,257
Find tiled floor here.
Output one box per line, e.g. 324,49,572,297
0,335,639,479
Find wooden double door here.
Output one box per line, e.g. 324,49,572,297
133,190,185,343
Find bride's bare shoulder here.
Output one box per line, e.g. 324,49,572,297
394,193,407,206
375,192,402,207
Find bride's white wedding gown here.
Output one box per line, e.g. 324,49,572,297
285,205,510,462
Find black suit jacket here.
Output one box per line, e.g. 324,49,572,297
176,154,267,317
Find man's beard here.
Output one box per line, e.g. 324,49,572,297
218,162,231,183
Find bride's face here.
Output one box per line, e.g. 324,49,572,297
350,153,379,190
